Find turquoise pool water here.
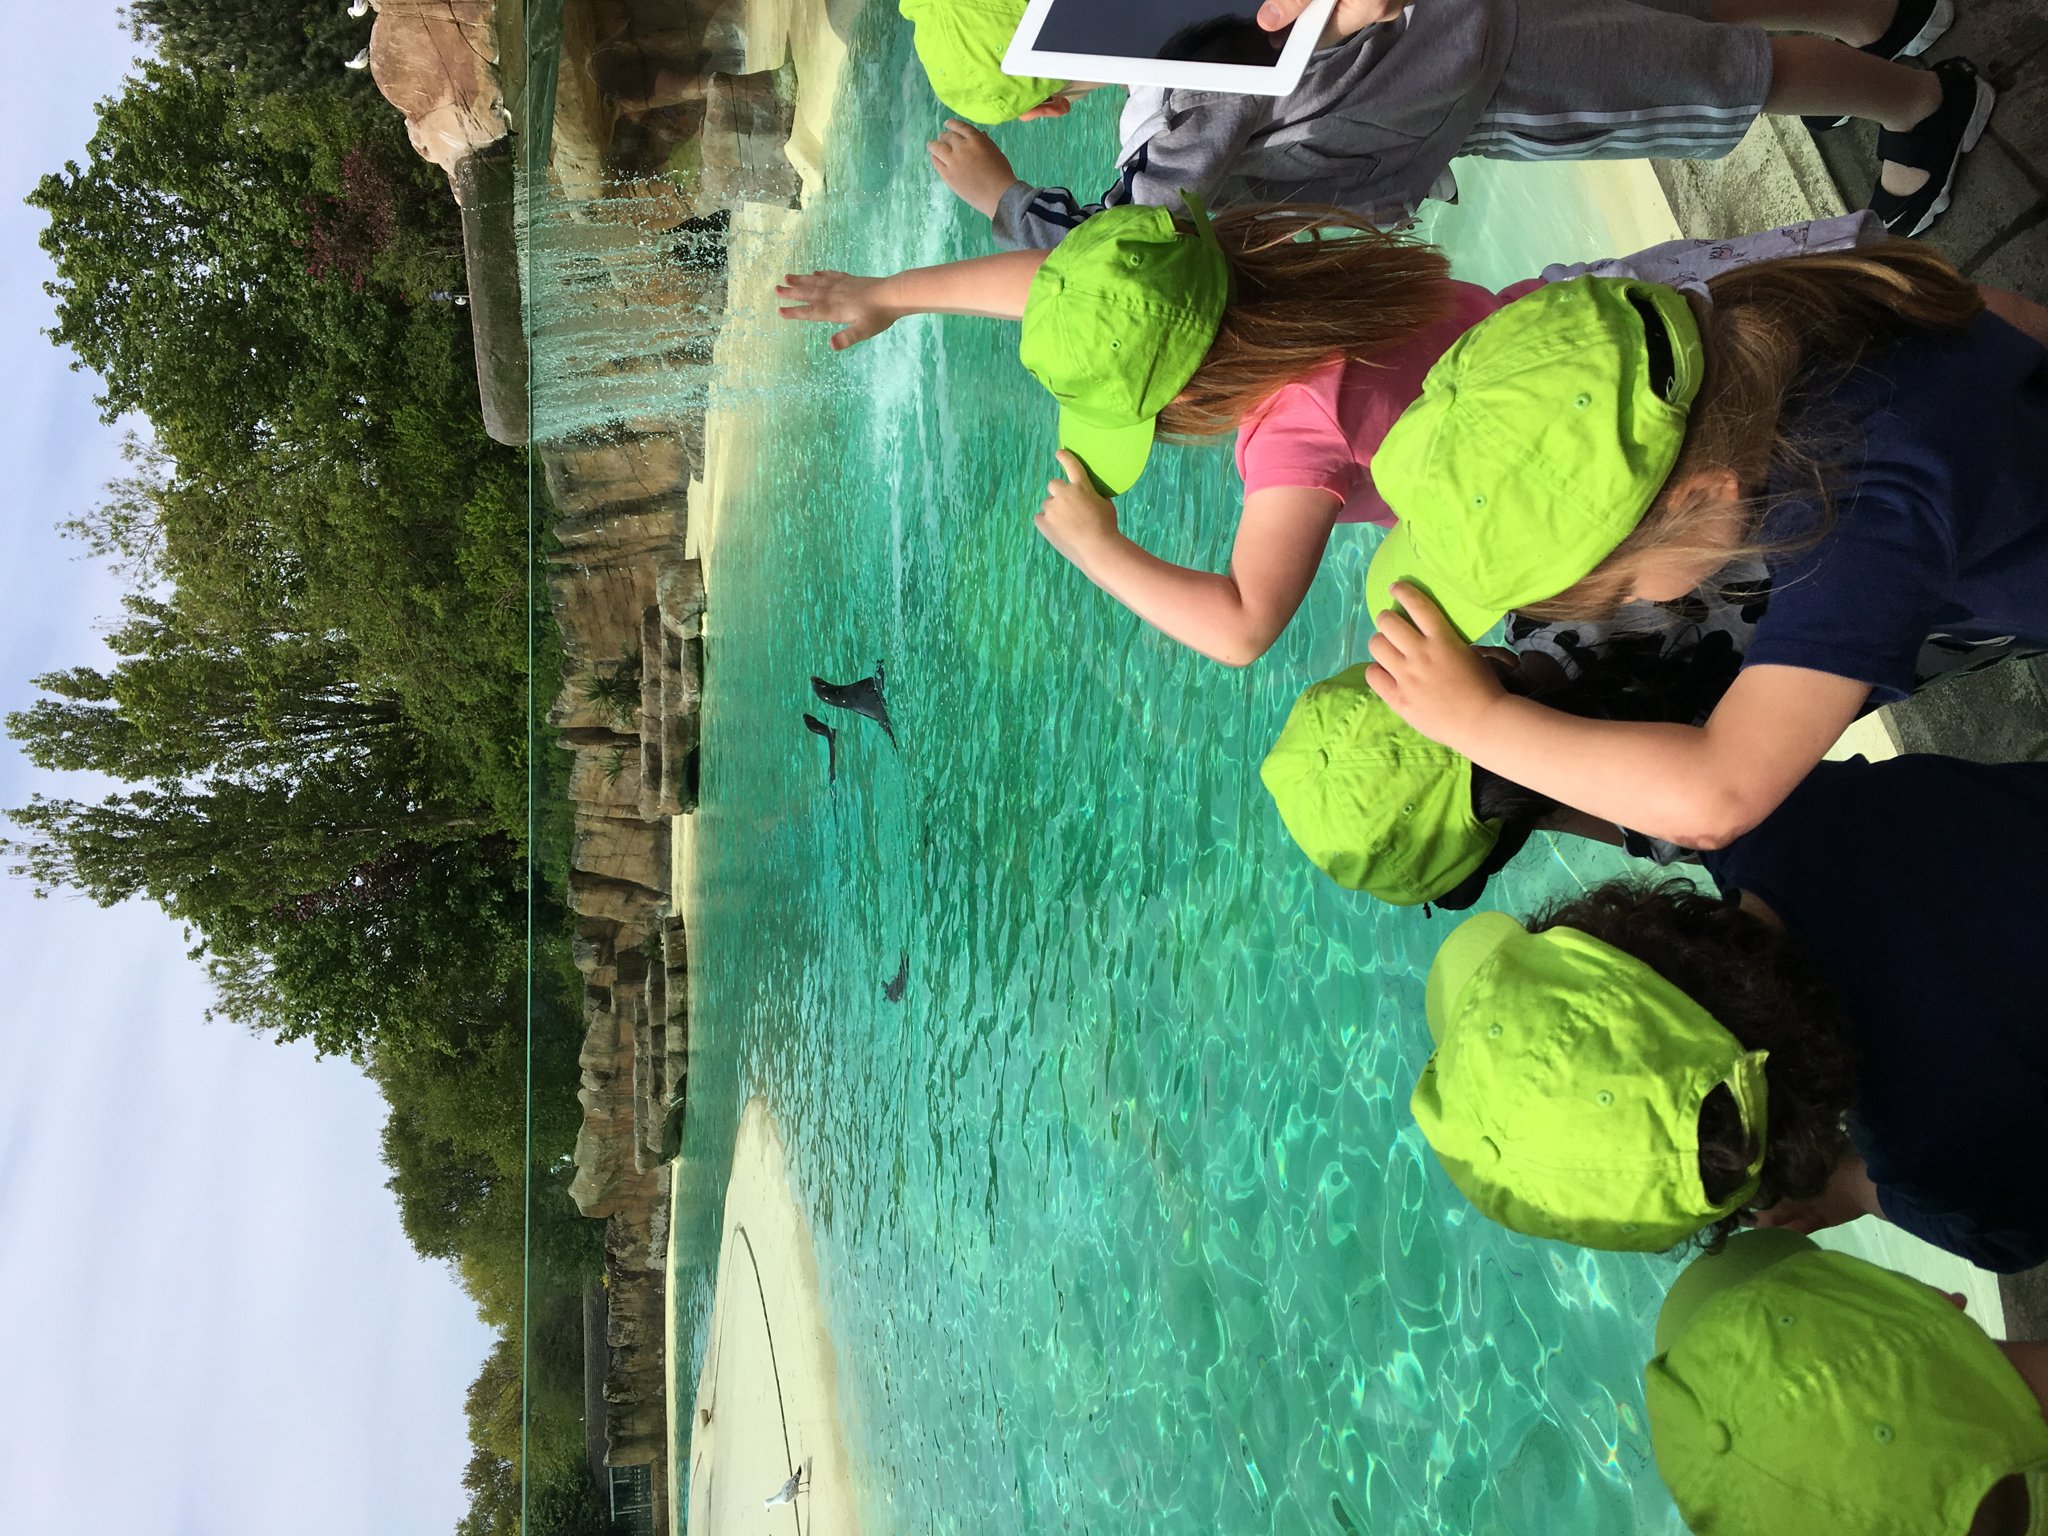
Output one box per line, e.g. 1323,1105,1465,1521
670,10,1695,1532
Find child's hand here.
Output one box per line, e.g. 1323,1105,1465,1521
1257,0,1406,46
1752,1156,1879,1235
928,120,1018,220
1364,583,1508,747
1034,451,1120,559
775,271,898,350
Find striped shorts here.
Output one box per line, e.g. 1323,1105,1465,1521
1463,0,1773,163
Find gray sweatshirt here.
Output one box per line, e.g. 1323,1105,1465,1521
992,0,1520,249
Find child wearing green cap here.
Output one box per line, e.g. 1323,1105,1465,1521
1646,1229,2048,1536
1261,629,1749,907
1363,243,2048,853
1407,751,2048,1272
912,0,1992,242
781,198,1884,667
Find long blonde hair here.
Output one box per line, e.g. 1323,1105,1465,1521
1522,239,1983,621
1156,204,1455,440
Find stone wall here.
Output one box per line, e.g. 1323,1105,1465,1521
545,426,706,1531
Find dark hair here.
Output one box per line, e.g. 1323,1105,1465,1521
1527,878,1859,1246
1454,636,1749,896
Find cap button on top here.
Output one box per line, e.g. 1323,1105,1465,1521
1873,1423,1895,1444
1595,1090,1614,1107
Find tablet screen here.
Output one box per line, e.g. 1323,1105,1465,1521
1031,1,1294,68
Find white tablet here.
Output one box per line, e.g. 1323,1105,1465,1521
1003,0,1343,98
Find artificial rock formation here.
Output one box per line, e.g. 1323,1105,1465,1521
366,1,801,1518
366,0,508,189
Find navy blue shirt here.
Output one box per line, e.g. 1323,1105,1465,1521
1742,311,2048,702
1700,755,2048,1272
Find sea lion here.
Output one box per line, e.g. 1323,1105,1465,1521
883,949,909,1003
801,712,837,782
810,659,896,745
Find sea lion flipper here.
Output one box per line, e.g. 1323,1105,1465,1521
801,712,838,783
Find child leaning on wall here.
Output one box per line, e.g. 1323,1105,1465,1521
903,0,1994,240
780,197,1885,667
1644,1229,2048,1536
1395,749,2048,1272
1361,248,2048,850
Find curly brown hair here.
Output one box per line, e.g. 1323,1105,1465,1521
1527,877,1860,1247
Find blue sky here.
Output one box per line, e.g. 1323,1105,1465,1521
0,7,496,1530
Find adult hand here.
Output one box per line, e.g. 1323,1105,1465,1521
1752,1156,1879,1235
1364,582,1507,746
928,120,1017,220
774,271,897,350
1034,451,1120,560
1256,0,1406,47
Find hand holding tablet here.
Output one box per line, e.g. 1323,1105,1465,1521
1003,0,1347,98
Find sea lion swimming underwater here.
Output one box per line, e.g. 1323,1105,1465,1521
810,659,895,746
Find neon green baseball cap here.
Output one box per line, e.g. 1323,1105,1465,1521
1648,1231,2048,1536
1410,912,1768,1251
1259,663,1500,905
899,0,1066,124
1364,276,1706,641
1017,198,1229,495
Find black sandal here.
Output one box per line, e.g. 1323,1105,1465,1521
1868,56,1996,237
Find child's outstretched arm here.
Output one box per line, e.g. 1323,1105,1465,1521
1037,452,1340,667
1982,285,2048,348
929,121,1023,222
776,249,1048,349
1366,584,1869,848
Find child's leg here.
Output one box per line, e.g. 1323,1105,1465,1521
1761,37,1940,136
1706,0,1898,45
1467,0,1989,233
1462,0,1772,164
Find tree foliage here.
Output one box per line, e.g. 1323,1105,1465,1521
128,0,380,100
16,37,612,1534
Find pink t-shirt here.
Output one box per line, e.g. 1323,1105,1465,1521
1233,281,1506,526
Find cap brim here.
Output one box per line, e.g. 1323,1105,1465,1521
1365,527,1507,645
1059,409,1154,497
1423,911,1523,1046
1653,1228,1818,1355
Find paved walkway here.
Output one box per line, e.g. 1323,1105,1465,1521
1811,0,2048,295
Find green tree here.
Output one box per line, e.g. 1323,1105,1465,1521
128,0,380,100
30,60,532,830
